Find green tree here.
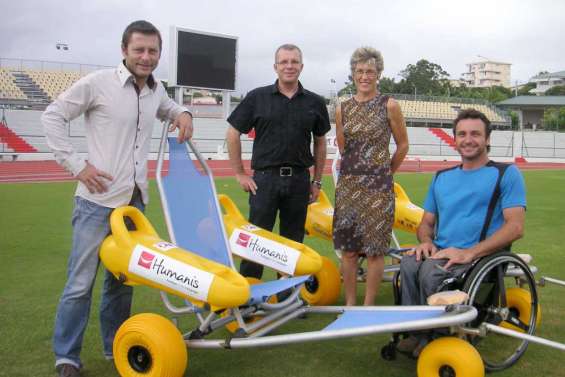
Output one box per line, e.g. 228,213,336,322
485,86,513,103
379,77,397,94
542,107,565,130
545,85,565,96
516,82,536,96
450,85,512,102
543,108,559,130
338,75,355,97
396,59,450,96
509,111,519,130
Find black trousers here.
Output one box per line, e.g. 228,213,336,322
239,167,310,279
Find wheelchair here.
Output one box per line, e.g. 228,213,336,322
383,251,540,373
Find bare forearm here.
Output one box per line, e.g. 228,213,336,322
417,222,435,244
226,128,245,174
390,142,409,174
312,137,327,181
469,220,524,259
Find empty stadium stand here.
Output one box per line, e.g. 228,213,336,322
5,108,559,160
0,68,27,100
395,97,508,126
1,61,561,161
25,70,83,101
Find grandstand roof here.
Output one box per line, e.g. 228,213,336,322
497,96,565,108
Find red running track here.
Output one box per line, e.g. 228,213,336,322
1,159,564,184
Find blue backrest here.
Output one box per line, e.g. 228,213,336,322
160,137,232,267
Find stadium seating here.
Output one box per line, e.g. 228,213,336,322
0,68,84,102
25,70,83,100
396,99,506,124
0,68,27,100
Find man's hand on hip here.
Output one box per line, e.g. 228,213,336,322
235,173,257,195
169,112,193,143
77,162,113,194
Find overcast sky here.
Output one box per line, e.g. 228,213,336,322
1,0,564,96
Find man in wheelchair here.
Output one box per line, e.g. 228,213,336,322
397,108,526,356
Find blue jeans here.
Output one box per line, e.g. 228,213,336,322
53,193,144,369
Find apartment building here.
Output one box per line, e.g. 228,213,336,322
462,60,511,88
528,71,565,95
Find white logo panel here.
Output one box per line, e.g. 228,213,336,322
128,245,214,301
229,230,300,275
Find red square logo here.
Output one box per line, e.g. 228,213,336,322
138,251,155,269
236,232,251,247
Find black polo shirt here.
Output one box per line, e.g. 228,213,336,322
228,80,330,170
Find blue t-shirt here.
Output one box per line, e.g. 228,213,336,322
423,163,526,250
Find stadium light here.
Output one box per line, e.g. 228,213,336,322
56,43,69,51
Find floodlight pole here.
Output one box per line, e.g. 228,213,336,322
518,109,524,158
222,90,231,120
175,87,184,107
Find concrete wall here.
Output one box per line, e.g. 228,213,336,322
2,109,564,160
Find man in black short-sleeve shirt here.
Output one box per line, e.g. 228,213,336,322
226,43,330,279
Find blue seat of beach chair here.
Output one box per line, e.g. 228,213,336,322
159,138,309,305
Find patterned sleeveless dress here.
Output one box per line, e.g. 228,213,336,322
333,95,394,256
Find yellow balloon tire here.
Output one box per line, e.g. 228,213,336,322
300,256,341,306
417,337,484,377
223,277,278,333
113,313,187,377
500,287,541,332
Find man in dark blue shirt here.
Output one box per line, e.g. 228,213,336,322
226,44,330,279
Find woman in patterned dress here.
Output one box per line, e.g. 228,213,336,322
333,47,408,306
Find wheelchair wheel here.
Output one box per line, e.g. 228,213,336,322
114,313,187,377
300,256,341,305
224,277,277,333
462,252,539,372
417,337,484,377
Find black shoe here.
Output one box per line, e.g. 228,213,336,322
56,364,80,377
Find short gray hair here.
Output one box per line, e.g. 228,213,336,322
350,47,384,76
275,44,303,63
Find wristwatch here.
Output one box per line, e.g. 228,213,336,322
311,180,322,188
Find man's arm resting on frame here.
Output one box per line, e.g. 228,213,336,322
433,206,525,269
413,211,438,261
226,125,256,194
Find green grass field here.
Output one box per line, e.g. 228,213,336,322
1,170,564,377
